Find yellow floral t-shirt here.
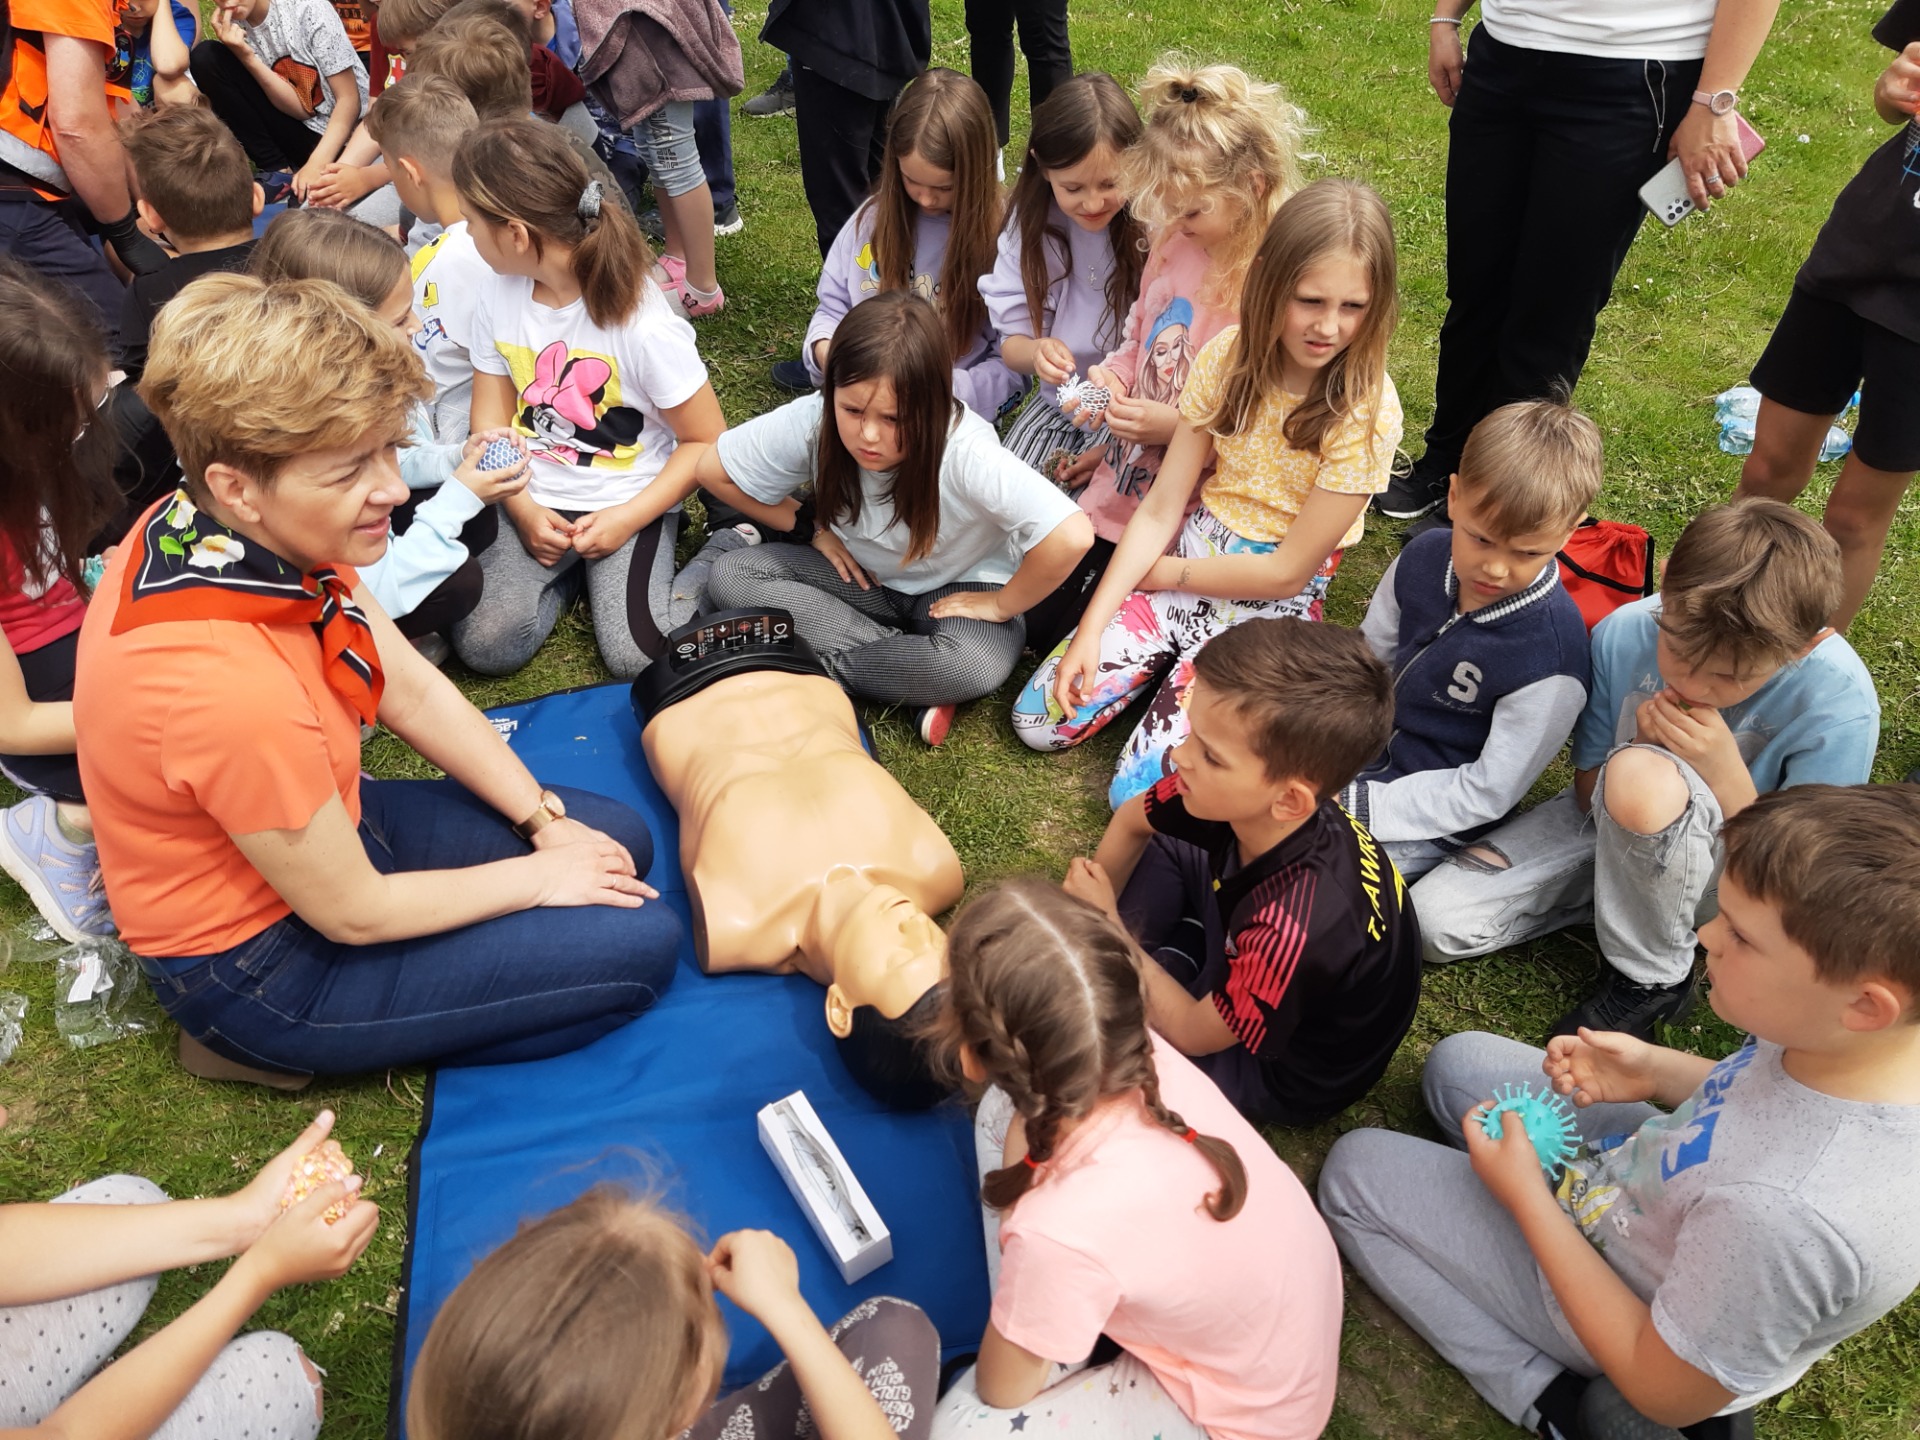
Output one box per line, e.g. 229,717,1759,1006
1179,326,1403,549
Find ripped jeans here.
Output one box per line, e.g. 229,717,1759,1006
1407,742,1723,987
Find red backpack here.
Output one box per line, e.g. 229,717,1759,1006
1557,517,1655,631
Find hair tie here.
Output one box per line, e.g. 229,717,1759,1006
1178,86,1199,103
1022,1153,1039,1170
577,180,603,222
1182,1128,1197,1144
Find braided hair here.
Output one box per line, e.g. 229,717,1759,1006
925,880,1247,1220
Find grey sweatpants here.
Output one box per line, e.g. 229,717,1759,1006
452,506,680,680
706,543,1027,707
0,1176,320,1439
1319,1031,1662,1427
1408,743,1725,987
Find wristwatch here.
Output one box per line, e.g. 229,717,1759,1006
513,788,567,840
1692,88,1738,116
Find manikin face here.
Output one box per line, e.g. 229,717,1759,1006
821,875,948,1038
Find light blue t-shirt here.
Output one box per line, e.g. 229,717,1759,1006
716,393,1081,596
1570,595,1879,788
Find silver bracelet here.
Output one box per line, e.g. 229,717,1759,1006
1430,15,1463,23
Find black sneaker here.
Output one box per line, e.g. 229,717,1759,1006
1551,969,1697,1043
1577,1376,1755,1439
713,200,743,236
1372,452,1452,520
743,69,796,118
770,358,815,393
637,207,666,245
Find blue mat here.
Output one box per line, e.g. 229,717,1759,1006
389,682,988,1435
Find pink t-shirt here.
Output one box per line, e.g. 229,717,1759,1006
992,1036,1343,1440
1075,231,1238,542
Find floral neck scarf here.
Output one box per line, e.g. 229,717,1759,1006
110,491,384,723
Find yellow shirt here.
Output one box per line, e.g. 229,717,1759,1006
1180,326,1403,550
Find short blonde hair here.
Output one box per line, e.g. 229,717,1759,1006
408,12,533,118
1456,398,1604,537
366,75,477,175
139,273,429,501
1657,499,1843,674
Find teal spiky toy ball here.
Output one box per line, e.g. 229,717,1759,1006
1478,1082,1581,1178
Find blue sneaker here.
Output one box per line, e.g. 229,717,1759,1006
0,795,115,943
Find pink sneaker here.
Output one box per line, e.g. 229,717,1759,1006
651,252,687,300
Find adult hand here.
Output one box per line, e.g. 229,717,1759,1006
1104,393,1178,447
305,162,375,210
1544,1026,1660,1108
1052,630,1102,715
1429,21,1464,106
1632,691,1745,801
449,430,531,506
1668,104,1746,210
1062,856,1120,922
707,1230,806,1327
528,833,654,908
1032,336,1077,388
1462,1103,1552,1215
1875,42,1920,121
228,1111,344,1249
1055,447,1102,490
927,588,1011,623
528,814,634,875
568,507,640,561
235,1179,378,1292
509,497,576,567
811,528,873,590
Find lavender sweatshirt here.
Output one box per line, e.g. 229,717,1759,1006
978,199,1122,411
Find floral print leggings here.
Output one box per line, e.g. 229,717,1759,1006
1011,507,1339,809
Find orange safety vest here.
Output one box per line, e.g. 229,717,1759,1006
0,0,129,197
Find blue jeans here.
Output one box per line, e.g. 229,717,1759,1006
135,780,681,1075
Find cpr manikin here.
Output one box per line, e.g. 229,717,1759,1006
635,612,962,1107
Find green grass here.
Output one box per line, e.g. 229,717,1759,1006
5,1,1919,1434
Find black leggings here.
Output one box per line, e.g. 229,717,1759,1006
0,631,83,804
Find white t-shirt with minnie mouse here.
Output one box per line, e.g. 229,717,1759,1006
468,272,708,511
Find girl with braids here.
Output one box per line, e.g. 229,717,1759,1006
794,68,1024,423
450,116,726,680
925,880,1343,1440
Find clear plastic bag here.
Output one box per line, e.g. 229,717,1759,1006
1714,385,1856,461
0,991,25,1064
53,938,162,1050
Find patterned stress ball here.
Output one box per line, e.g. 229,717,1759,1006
1057,373,1112,419
480,438,524,472
282,1138,356,1223
1478,1082,1581,1178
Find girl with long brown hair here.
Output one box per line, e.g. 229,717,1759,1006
791,69,1024,424
923,880,1344,1439
694,292,1092,744
449,117,727,681
1013,179,1404,810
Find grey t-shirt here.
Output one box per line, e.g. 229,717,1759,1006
1550,1037,1920,1406
244,0,369,133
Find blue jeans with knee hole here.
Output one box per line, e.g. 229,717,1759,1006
134,780,681,1075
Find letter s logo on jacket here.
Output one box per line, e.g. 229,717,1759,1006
1446,661,1482,704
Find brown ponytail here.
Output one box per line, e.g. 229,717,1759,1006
453,117,654,329
924,879,1249,1221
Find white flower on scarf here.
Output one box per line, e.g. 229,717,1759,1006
186,535,245,571
164,495,198,529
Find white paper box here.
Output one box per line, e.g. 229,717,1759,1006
757,1090,893,1283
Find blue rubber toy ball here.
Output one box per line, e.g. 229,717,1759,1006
480,438,523,472
1478,1082,1581,1178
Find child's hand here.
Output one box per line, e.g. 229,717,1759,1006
1062,857,1120,922
306,162,374,210
1462,1103,1554,1215
291,160,325,203
811,527,874,590
451,431,531,506
210,3,249,50
1055,447,1101,490
510,498,576,566
1053,630,1102,715
1062,364,1126,429
707,1230,806,1327
1878,42,1920,119
1545,1026,1659,1108
228,1110,343,1249
235,1178,378,1293
1032,337,1077,388
1632,691,1745,800
1104,392,1178,447
569,507,641,561
928,587,1011,623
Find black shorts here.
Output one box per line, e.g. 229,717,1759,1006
1751,286,1920,473
0,630,83,803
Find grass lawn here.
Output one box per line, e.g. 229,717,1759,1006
5,0,1919,1435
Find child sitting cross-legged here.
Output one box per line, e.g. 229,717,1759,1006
1063,617,1424,1128
1341,397,1603,881
926,880,1344,1439
1412,499,1881,1041
1321,782,1920,1440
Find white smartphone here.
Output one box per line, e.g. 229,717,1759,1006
1639,114,1767,227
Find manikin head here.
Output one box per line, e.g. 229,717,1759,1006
818,870,952,1110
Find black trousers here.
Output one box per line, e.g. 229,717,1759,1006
964,0,1072,148
792,62,897,257
0,632,83,804
189,40,324,171
387,497,496,641
1422,27,1699,468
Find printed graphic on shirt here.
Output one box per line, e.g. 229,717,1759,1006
1554,1038,1760,1248
497,339,646,470
854,240,937,304
1112,296,1194,502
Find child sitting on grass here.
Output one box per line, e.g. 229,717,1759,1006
1343,397,1601,880
1321,782,1920,1440
1064,617,1423,1128
1413,499,1880,1042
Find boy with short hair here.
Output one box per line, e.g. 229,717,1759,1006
1413,499,1880,1041
1321,782,1920,1440
365,75,485,442
116,106,264,380
188,0,369,201
1063,617,1424,1127
1344,398,1601,881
